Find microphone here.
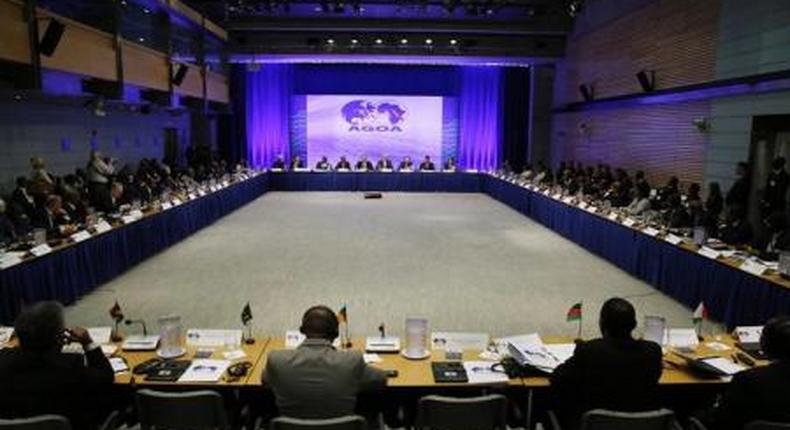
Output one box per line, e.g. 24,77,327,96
125,319,148,336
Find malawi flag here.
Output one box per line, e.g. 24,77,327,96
692,302,708,324
567,302,583,322
109,300,124,322
337,306,348,324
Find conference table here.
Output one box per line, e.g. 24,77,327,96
3,170,790,328
0,173,269,325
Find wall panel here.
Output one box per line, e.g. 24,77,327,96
123,42,170,92
0,0,30,64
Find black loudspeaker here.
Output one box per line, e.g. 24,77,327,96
363,192,383,199
579,84,594,102
636,70,655,92
172,64,188,86
40,19,66,57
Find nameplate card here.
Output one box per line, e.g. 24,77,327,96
607,212,619,221
129,209,144,220
380,168,393,173
430,332,489,351
643,227,660,237
586,206,599,214
221,181,230,187
698,246,721,260
269,168,283,173
665,234,683,245
30,244,53,257
121,215,136,225
543,190,551,196
172,198,183,206
0,254,23,270
94,220,112,233
552,193,562,199
70,230,92,243
740,259,768,276
197,189,206,197
562,196,575,204
161,202,173,211
188,193,197,200
622,218,637,227
465,169,479,173
578,201,589,210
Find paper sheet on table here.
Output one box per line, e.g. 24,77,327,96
734,326,763,344
109,357,128,373
0,327,13,344
101,345,118,356
666,329,699,351
186,329,242,347
363,353,382,364
544,344,576,364
507,337,564,373
222,349,247,361
88,327,112,344
701,357,747,375
464,361,510,384
179,359,231,383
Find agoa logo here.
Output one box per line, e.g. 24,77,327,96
341,100,406,132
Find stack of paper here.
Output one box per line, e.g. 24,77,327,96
666,329,699,352
504,333,573,374
430,332,489,351
88,327,112,344
179,359,231,383
0,327,13,345
734,326,763,346
700,357,747,376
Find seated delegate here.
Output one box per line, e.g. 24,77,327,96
376,156,394,171
290,156,305,170
315,156,332,171
550,298,662,429
356,156,374,172
398,156,414,172
336,156,352,171
0,302,114,429
419,156,435,171
271,156,286,170
263,305,387,419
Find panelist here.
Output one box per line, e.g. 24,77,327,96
290,155,305,170
376,156,394,171
263,305,387,419
272,155,286,170
315,156,332,171
398,156,414,172
701,316,790,429
0,302,114,429
356,155,374,172
550,298,662,429
419,155,436,171
443,157,457,172
335,156,352,171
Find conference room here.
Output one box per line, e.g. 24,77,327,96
1,0,790,429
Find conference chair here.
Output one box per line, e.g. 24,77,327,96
543,409,682,430
415,394,507,430
688,417,790,430
0,415,71,430
135,389,231,430
270,415,367,430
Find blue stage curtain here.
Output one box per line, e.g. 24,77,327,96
458,67,503,171
246,64,293,168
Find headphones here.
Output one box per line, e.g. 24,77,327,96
227,361,252,379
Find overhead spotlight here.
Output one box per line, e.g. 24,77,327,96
449,39,458,45
327,38,335,45
400,38,408,45
375,38,383,45
142,7,151,13
137,37,145,43
425,38,433,45
351,39,359,45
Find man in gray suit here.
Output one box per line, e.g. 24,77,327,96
264,305,388,419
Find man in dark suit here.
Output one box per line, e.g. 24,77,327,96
335,156,352,171
376,156,393,171
0,301,114,429
0,198,16,247
315,156,331,171
290,155,305,170
726,162,751,210
398,156,414,172
355,155,374,172
761,157,790,217
272,155,286,170
702,316,790,429
264,305,387,419
418,155,435,171
550,298,662,429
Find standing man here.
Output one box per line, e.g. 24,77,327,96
761,157,789,218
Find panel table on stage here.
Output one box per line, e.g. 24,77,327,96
113,337,270,388
253,337,524,388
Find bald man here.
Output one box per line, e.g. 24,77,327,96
263,305,387,419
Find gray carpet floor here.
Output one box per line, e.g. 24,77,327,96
64,192,702,339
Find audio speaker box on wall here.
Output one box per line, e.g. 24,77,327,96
40,19,66,57
579,84,594,102
636,70,655,92
172,64,189,86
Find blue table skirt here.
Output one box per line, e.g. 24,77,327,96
266,172,482,193
0,175,269,324
481,175,790,328
3,172,788,328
